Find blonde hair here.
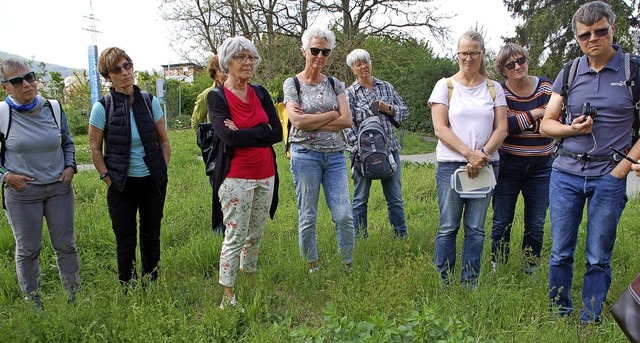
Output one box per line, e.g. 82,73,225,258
458,31,487,76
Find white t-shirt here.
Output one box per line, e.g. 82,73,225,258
428,78,507,162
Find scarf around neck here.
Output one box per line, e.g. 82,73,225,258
5,95,40,112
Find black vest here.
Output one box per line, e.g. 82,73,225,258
102,85,167,191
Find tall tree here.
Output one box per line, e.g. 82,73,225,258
504,0,639,79
159,0,448,66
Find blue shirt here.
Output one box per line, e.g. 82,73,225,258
551,46,635,176
89,96,164,177
343,77,409,152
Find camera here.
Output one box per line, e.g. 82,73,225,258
581,102,597,120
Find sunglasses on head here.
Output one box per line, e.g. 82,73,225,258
309,47,331,57
504,56,527,70
111,62,134,74
577,26,610,42
1,71,36,87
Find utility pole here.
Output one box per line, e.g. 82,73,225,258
83,0,102,105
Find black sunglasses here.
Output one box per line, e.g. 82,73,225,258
2,71,36,87
111,62,134,74
504,56,527,70
309,47,331,57
577,26,610,42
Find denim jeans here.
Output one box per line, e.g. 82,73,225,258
491,156,551,268
434,162,497,286
351,150,407,237
548,169,626,322
290,144,355,264
107,176,167,283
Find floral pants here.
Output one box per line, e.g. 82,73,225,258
218,176,274,287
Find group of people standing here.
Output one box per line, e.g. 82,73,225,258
428,0,638,325
0,0,633,326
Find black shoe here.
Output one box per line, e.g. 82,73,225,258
355,226,369,239
213,224,225,235
25,293,43,310
393,230,408,239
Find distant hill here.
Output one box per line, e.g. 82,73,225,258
0,51,85,80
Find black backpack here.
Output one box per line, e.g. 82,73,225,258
561,52,640,143
351,101,400,180
196,84,264,176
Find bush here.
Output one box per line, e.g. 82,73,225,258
65,108,89,136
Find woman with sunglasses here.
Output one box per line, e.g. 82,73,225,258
283,25,355,274
0,58,79,308
89,47,170,285
207,36,282,309
490,44,554,275
428,31,508,288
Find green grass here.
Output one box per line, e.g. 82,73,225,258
399,131,437,155
0,129,637,342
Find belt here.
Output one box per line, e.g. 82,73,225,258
555,147,621,163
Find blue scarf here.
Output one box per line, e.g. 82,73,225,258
5,96,39,112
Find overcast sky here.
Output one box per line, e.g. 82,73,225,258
0,0,517,72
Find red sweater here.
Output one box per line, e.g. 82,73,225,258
224,87,275,179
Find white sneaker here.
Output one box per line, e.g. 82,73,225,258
219,294,238,310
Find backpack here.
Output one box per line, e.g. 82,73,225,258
352,115,398,179
99,91,154,122
446,77,497,102
0,99,62,164
561,52,640,143
284,76,337,157
197,84,264,176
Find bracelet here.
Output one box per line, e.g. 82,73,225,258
481,147,489,156
99,172,109,180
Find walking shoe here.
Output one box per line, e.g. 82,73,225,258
393,230,408,239
219,294,242,311
25,293,43,310
308,266,320,274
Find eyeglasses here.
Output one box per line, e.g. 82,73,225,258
457,51,482,60
576,26,610,42
354,61,370,68
1,71,36,87
110,62,133,74
233,55,259,64
504,56,527,70
309,47,332,57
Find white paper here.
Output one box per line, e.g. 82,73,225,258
457,165,496,192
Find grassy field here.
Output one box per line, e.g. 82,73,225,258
0,129,637,342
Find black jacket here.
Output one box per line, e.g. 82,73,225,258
207,84,282,227
102,85,168,191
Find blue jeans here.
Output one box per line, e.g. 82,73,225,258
491,156,551,267
434,162,497,286
548,169,627,322
290,144,355,264
351,150,407,237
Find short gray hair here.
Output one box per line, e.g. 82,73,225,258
346,49,371,68
495,43,530,78
217,36,261,74
301,26,336,51
1,58,32,82
572,1,616,35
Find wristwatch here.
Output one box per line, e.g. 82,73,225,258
100,172,109,180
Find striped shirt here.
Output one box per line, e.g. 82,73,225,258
499,76,555,160
344,77,409,152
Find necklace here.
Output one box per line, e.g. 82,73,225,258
230,88,247,95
